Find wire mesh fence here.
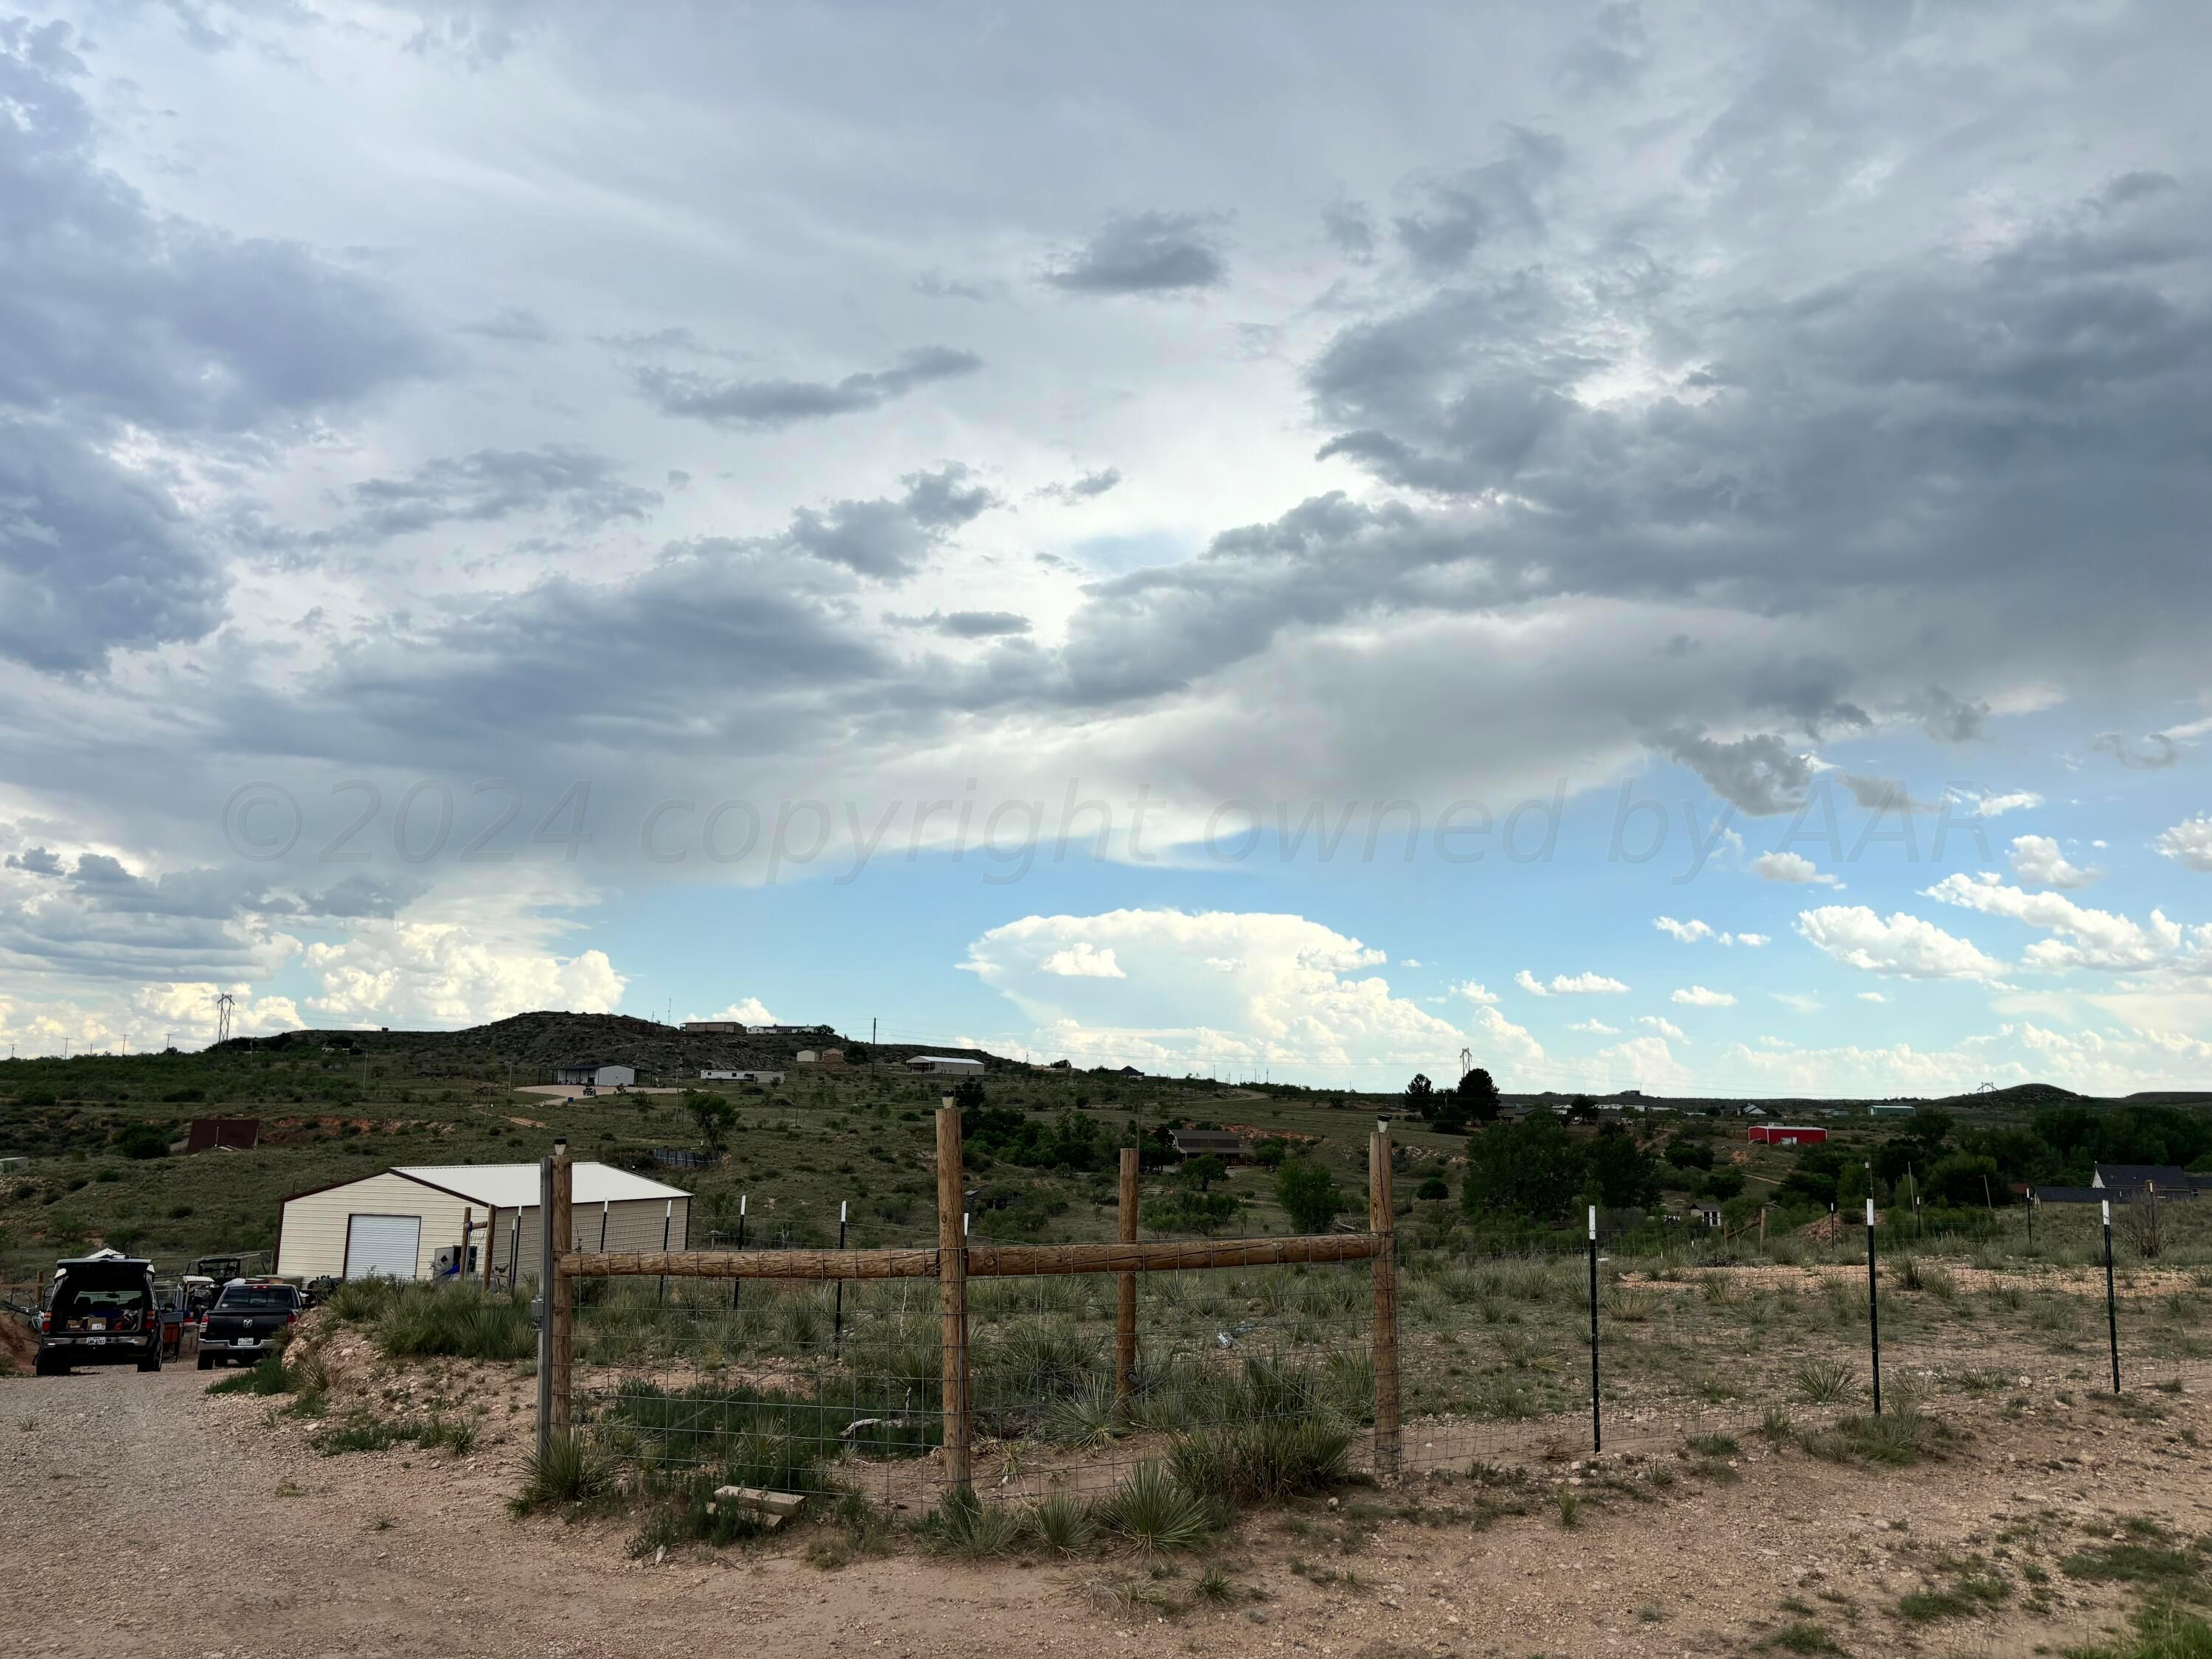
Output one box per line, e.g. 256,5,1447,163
535,1119,2212,1545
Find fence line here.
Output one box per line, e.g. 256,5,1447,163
537,1102,1404,1492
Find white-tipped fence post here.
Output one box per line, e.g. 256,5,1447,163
1587,1204,1601,1453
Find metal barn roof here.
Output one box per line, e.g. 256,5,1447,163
389,1162,689,1208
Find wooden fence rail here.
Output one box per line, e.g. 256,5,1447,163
538,1105,1402,1491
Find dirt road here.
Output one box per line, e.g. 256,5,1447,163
1,1362,2207,1658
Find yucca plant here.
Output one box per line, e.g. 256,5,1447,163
1041,1376,1122,1449
512,1433,609,1512
930,1486,1023,1558
1029,1489,1096,1554
1792,1357,1858,1405
1096,1461,1216,1555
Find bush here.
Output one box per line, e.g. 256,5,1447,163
1276,1160,1342,1234
372,1283,536,1362
928,1486,1024,1558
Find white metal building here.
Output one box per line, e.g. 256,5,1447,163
554,1062,636,1088
907,1054,986,1074
699,1069,784,1085
275,1162,691,1283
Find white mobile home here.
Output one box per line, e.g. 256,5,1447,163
275,1162,690,1284
906,1054,986,1074
554,1062,636,1088
699,1069,784,1085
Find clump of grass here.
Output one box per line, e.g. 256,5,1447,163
1758,1622,1845,1654
1794,1358,1857,1405
1760,1406,1795,1442
1801,1409,1950,1468
511,1432,611,1512
1686,1433,1740,1458
2064,1601,2212,1658
1170,1415,1352,1506
1896,1576,2008,1621
205,1349,296,1397
1096,1461,1217,1555
2061,1526,2210,1599
1601,1287,1656,1322
1557,1489,1582,1529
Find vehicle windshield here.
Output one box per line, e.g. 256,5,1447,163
214,1286,295,1311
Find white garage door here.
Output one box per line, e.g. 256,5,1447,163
344,1214,422,1280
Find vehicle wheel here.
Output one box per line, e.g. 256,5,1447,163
139,1353,162,1373
196,1352,213,1371
35,1355,63,1377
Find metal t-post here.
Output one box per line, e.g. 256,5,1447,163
731,1195,747,1310
1587,1205,1601,1454
833,1200,849,1357
2104,1200,2121,1394
1865,1196,1882,1416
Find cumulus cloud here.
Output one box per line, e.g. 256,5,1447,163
1857,991,1887,1003
1566,1018,1620,1034
1034,468,1123,504
2092,732,2179,770
1961,790,2043,819
1468,1003,1546,1074
2157,817,2212,873
1515,970,1629,996
695,997,776,1026
303,923,625,1026
1752,852,1842,887
1044,211,1227,295
1037,942,1125,978
1670,985,1736,1007
1636,1015,1687,1041
1454,981,1500,1004
1795,905,2008,983
1595,1034,1690,1091
2008,835,2099,890
961,910,1470,1081
1655,916,1767,946
1922,874,2208,975
633,346,981,429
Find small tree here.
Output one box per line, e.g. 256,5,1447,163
1405,1073,1436,1116
684,1090,736,1153
1276,1159,1343,1234
1455,1067,1502,1124
1178,1154,1228,1192
952,1077,987,1112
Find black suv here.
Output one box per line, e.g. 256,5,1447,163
37,1256,161,1375
197,1280,302,1368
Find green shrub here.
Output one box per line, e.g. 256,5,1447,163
1029,1489,1094,1553
1095,1461,1217,1554
512,1433,610,1511
1792,1358,1857,1405
372,1283,535,1362
928,1486,1023,1558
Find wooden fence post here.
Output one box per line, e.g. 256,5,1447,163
936,1102,970,1491
1116,1147,1139,1395
549,1144,574,1441
1368,1128,1401,1479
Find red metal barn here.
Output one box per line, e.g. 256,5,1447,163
1748,1124,1828,1147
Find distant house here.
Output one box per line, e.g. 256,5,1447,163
1749,1124,1827,1147
681,1020,746,1034
185,1117,261,1153
908,1054,986,1075
1113,1065,1144,1078
1171,1129,1245,1163
1868,1103,1919,1118
699,1069,783,1086
2031,1186,2104,1206
1691,1205,1724,1228
555,1062,636,1088
796,1048,844,1066
748,1023,832,1036
2093,1165,2202,1200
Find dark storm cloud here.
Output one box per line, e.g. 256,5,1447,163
4,846,63,876
334,447,662,542
1655,728,1814,816
886,610,1032,639
1034,467,1123,504
462,306,553,343
2092,732,2180,770
1908,686,1989,743
0,19,435,672
1043,211,1228,296
0,420,226,672
632,346,981,430
1391,131,1565,272
1321,201,1377,262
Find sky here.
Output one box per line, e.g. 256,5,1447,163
3,0,2211,1096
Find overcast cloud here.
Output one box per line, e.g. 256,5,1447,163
4,1,2211,1087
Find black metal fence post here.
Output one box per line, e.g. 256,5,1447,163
2104,1199,2121,1394
1587,1205,1601,1453
1865,1196,1882,1416
657,1199,672,1303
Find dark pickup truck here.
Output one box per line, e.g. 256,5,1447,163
196,1280,303,1368
37,1256,161,1375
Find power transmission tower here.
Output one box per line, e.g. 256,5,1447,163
215,991,237,1046
1459,1047,1472,1079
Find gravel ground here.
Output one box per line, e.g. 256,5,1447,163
2,1358,2208,1658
